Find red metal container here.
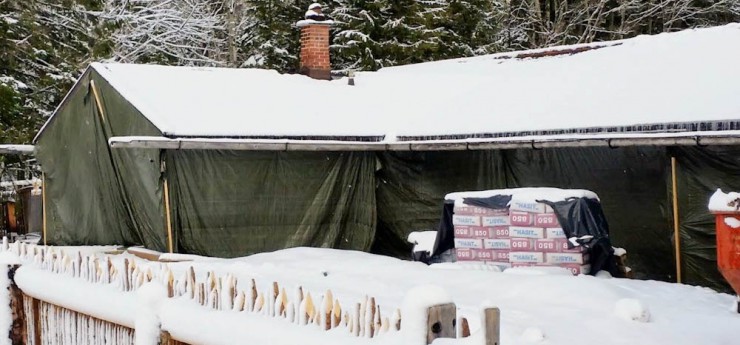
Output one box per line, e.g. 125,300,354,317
713,212,740,311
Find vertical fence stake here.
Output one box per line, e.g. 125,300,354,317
483,307,500,345
427,303,456,344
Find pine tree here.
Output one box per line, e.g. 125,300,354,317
1,0,103,145
240,0,303,72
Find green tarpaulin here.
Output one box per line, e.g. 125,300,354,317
33,69,740,292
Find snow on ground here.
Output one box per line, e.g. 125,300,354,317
6,245,739,344
153,247,739,345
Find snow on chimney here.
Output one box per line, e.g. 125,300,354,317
296,4,333,80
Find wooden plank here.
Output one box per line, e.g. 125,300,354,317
671,156,682,283
427,303,456,344
32,298,41,345
483,307,501,345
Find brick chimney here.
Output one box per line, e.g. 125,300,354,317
296,6,332,80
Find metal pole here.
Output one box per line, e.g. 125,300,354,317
671,156,682,283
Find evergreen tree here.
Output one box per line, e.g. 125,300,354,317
1,0,103,145
240,0,303,72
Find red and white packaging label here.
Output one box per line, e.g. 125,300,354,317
454,248,475,261
510,238,533,251
508,226,545,239
555,239,585,253
474,249,495,261
484,239,510,250
545,228,566,239
534,213,559,227
454,238,484,249
491,226,510,238
455,248,493,261
454,226,473,238
509,211,534,226
546,252,589,265
559,264,591,275
453,215,481,226
534,239,559,252
454,206,509,216
509,251,545,263
509,201,550,214
492,250,510,262
482,216,510,227
470,227,494,239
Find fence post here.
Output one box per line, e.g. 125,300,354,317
482,307,500,345
7,264,25,345
427,303,456,344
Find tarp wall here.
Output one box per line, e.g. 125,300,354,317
672,146,740,291
166,150,377,257
35,70,166,250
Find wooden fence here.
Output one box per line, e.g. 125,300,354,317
3,242,500,345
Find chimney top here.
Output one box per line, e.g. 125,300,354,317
297,5,333,80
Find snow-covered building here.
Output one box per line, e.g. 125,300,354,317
32,23,740,290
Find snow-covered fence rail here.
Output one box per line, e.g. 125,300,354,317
0,241,500,345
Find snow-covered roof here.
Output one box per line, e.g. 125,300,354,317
41,24,740,142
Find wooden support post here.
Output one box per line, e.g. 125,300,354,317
41,173,47,246
482,308,500,345
427,303,456,344
671,156,682,284
162,161,174,254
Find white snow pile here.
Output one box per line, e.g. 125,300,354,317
446,187,599,207
614,298,651,322
47,24,740,140
407,231,438,254
521,327,546,343
709,189,740,212
724,217,740,229
135,282,168,345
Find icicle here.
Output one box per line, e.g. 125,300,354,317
1,236,7,251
